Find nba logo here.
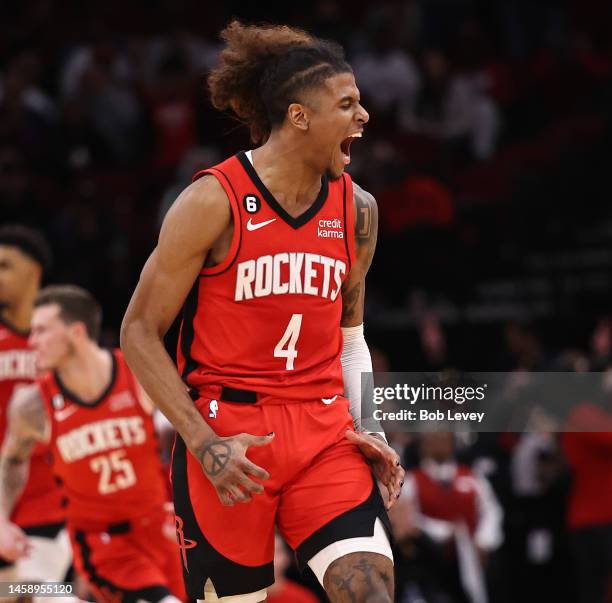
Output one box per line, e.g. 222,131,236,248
209,400,218,419
52,394,65,410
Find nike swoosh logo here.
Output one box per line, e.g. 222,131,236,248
247,218,276,231
321,395,338,405
54,405,78,422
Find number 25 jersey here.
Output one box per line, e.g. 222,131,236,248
38,349,168,528
178,151,357,402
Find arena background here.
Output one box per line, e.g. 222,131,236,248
1,0,612,601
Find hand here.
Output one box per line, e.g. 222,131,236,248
345,430,405,510
0,519,31,561
195,432,274,506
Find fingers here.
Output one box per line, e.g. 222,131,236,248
213,457,270,505
345,430,383,459
237,472,264,495
344,429,364,444
227,484,252,504
243,432,275,447
242,458,270,482
1,530,30,561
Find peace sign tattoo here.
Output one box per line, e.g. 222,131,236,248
200,440,232,476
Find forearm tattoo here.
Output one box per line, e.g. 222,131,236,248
0,452,30,517
341,282,362,323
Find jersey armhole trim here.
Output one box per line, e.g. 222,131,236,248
343,173,357,270
199,167,242,277
37,379,54,444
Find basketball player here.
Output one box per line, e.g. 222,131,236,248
0,225,70,594
121,21,404,603
0,285,186,603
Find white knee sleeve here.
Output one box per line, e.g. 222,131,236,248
307,517,393,587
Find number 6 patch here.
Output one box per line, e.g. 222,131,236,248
243,194,261,214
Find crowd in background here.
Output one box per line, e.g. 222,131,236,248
1,0,612,601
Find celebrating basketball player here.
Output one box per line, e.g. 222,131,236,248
0,286,186,603
121,21,404,603
0,226,69,596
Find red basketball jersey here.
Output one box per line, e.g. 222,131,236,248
0,317,64,528
177,152,356,402
38,349,169,529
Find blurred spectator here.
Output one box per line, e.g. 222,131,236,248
390,432,503,603
62,42,146,165
399,49,500,161
591,318,612,370
352,21,420,124
503,321,548,371
562,404,612,603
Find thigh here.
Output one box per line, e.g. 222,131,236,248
277,420,380,556
323,551,394,603
171,434,276,601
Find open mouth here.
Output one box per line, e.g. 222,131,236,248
340,132,362,165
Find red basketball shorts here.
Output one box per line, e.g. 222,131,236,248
171,392,388,599
69,504,186,602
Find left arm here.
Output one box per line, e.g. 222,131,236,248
340,182,378,426
342,183,405,507
0,385,49,561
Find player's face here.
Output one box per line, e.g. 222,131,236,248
0,245,37,310
29,304,75,371
306,72,369,180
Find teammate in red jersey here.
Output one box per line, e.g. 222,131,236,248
0,285,186,603
121,21,404,603
0,225,70,592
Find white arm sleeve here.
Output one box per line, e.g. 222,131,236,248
341,323,385,440
474,475,504,551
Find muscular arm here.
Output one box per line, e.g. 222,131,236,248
121,177,272,506
0,385,48,522
120,176,230,457
341,183,404,507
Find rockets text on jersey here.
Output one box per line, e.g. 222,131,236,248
0,316,64,529
38,349,169,529
177,151,357,402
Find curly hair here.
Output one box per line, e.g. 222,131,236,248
208,20,352,143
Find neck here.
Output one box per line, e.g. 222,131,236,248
253,131,324,215
57,343,112,402
2,283,38,332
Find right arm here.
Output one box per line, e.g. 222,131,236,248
121,176,272,506
0,385,49,560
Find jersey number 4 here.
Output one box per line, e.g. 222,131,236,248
274,314,303,370
90,449,136,494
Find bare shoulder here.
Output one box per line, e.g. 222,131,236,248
162,175,231,237
8,385,48,442
157,174,232,265
352,181,379,272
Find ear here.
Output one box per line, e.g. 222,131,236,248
287,102,310,132
68,321,89,342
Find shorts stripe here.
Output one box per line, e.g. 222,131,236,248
295,482,393,570
171,435,274,599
